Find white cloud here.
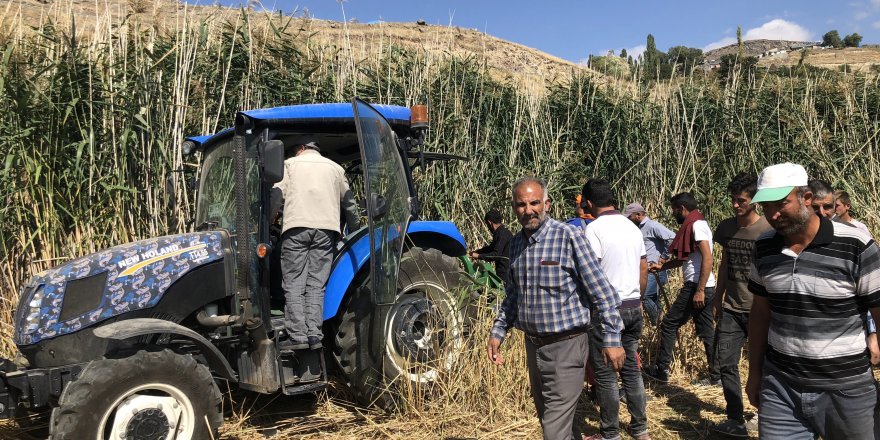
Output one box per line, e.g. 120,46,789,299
874,20,880,29
856,11,870,20
625,45,647,60
703,37,737,52
742,19,812,40
703,19,813,51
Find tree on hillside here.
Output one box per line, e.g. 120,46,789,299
737,26,744,58
645,34,658,63
844,33,863,47
823,30,843,48
643,34,662,80
620,48,628,59
668,46,704,74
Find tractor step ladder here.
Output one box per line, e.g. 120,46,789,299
272,316,328,396
275,348,328,396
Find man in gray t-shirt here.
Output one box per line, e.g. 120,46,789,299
625,203,675,325
709,173,773,437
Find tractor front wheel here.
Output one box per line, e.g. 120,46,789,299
49,348,222,440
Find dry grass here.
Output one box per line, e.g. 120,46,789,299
4,0,596,95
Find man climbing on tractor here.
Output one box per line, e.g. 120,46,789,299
275,140,360,353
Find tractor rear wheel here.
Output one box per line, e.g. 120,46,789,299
332,247,468,408
49,348,222,440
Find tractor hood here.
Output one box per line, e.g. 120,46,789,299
15,232,231,346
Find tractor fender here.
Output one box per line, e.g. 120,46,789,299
92,318,237,382
324,221,467,319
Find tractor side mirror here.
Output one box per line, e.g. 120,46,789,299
260,140,284,184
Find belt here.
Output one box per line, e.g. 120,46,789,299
524,327,587,347
619,298,641,309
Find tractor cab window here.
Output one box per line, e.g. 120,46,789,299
196,139,236,231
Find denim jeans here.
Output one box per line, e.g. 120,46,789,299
590,306,648,439
655,282,719,380
643,270,668,326
715,309,748,421
758,365,876,440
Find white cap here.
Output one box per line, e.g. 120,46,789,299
752,163,808,203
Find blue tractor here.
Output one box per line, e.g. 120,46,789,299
0,99,474,438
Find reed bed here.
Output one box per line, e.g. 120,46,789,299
0,2,878,438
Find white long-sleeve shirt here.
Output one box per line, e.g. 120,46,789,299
274,150,359,234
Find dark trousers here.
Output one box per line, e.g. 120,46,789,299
655,282,719,380
525,332,589,440
759,366,876,439
281,227,335,343
590,306,648,439
715,309,749,421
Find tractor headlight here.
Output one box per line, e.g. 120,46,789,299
28,290,44,308
20,285,44,335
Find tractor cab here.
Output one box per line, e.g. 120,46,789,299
185,99,417,395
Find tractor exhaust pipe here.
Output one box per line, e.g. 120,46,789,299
196,310,238,327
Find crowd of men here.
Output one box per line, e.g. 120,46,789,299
475,163,879,440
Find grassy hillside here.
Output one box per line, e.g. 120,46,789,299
0,2,879,439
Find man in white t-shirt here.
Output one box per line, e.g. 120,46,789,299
581,179,650,440
834,190,872,236
643,192,720,386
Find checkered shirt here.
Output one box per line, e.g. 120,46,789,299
490,217,623,347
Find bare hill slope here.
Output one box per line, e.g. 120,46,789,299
3,0,592,90
704,39,880,71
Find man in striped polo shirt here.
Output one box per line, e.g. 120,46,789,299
746,162,880,439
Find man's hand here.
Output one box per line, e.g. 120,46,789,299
487,337,505,365
470,252,480,259
745,373,761,408
868,333,880,366
602,347,625,371
693,289,706,309
648,262,663,272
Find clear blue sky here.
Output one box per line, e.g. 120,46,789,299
207,0,880,62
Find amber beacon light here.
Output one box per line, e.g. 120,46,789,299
256,243,272,259
410,104,429,129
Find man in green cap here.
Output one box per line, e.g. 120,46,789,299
746,162,880,439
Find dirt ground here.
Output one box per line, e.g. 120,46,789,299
0,321,758,439
0,375,754,440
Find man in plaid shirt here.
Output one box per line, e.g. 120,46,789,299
487,177,625,440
